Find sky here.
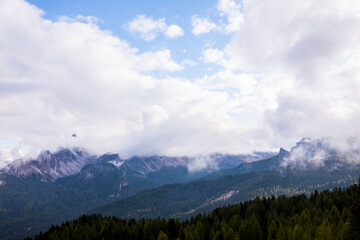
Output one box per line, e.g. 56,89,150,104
1,0,360,166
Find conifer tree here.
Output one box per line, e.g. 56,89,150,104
344,176,360,240
157,231,168,240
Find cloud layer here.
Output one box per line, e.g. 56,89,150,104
1,0,360,167
198,0,360,152
0,0,264,164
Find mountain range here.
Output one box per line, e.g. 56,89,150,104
0,138,359,240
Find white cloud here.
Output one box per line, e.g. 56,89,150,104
59,15,101,25
218,0,360,151
192,0,360,158
3,0,360,168
0,0,266,163
181,59,198,67
125,15,166,41
137,49,183,72
164,24,184,39
191,0,243,35
202,48,226,65
196,71,258,96
125,15,183,41
187,155,218,172
191,15,218,35
217,0,244,33
142,105,169,126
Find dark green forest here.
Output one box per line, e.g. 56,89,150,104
26,178,360,240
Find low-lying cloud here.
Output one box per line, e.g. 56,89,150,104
281,138,360,170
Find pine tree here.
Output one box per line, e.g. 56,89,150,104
267,220,277,240
344,176,360,240
157,231,168,240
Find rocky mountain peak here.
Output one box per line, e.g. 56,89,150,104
279,148,290,157
2,148,95,181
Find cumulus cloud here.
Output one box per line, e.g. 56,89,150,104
125,15,183,41
202,48,226,65
217,0,244,33
164,24,184,39
192,0,360,164
2,0,360,169
137,50,183,72
224,0,360,75
212,0,360,162
191,15,218,35
191,0,243,35
0,0,268,163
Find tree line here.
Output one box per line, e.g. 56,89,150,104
26,178,360,240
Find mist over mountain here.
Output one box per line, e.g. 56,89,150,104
1,147,276,183
87,143,360,221
281,138,360,170
1,137,359,190
1,139,360,239
0,146,276,239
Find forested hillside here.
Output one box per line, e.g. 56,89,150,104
89,166,360,220
27,178,360,240
3,148,359,240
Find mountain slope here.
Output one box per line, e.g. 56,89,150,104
2,148,95,181
90,160,360,220
201,148,289,180
0,139,356,240
27,184,359,240
0,149,270,240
